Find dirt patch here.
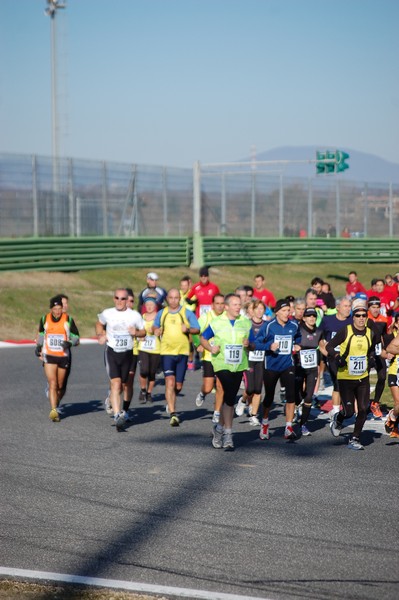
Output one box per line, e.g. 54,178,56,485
0,580,168,600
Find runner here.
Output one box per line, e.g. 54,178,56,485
235,299,266,427
200,293,253,451
252,274,276,309
384,326,399,438
326,305,377,450
96,289,145,432
254,298,302,441
319,296,353,419
367,296,389,419
345,271,367,298
186,266,220,318
193,293,225,423
137,295,161,404
152,288,200,426
294,307,324,436
137,272,167,313
35,295,80,422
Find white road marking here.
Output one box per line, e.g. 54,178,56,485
0,567,272,600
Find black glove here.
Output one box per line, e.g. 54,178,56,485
368,356,376,370
35,345,42,357
61,340,72,349
336,354,346,368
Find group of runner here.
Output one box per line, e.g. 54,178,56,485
35,268,399,451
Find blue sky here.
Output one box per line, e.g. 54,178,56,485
0,0,398,168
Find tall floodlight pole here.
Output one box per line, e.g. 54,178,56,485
45,0,65,195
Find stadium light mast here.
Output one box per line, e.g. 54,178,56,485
45,0,66,194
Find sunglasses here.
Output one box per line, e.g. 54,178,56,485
354,313,367,317
114,296,128,300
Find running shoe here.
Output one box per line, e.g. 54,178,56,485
124,410,134,423
301,424,311,437
318,376,325,391
212,411,220,424
385,409,397,434
187,361,195,371
195,392,205,407
56,406,63,416
390,426,399,438
104,396,113,415
138,390,147,404
370,401,383,419
311,395,321,410
294,404,303,424
259,422,270,440
146,392,153,403
347,436,364,450
165,404,170,416
330,412,342,437
49,408,60,422
284,425,297,440
235,397,246,416
212,425,223,449
249,415,260,427
222,431,234,451
170,414,180,427
114,412,126,432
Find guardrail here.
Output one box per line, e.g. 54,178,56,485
202,237,397,265
0,237,192,272
0,237,396,272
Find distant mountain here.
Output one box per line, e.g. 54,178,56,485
241,146,399,184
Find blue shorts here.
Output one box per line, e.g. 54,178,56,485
162,355,188,383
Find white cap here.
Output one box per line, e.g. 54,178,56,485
146,272,159,281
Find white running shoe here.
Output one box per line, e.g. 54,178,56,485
249,415,260,427
212,411,220,424
235,397,246,416
105,395,113,415
195,392,205,407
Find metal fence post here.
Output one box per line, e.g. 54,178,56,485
68,158,75,237
335,179,340,237
32,154,39,237
363,183,368,237
389,182,393,237
192,160,203,267
251,171,256,237
221,172,226,236
279,174,284,236
162,167,169,236
102,161,108,236
308,178,312,237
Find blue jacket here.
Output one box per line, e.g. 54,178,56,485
255,317,301,371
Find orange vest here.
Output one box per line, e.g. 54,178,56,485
43,313,69,357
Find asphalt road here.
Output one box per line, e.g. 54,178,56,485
0,345,398,600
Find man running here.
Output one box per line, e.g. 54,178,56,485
200,293,253,451
186,266,220,318
96,289,145,432
255,298,302,441
153,288,200,426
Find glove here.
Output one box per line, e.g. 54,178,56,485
35,345,42,357
368,356,376,370
336,354,346,368
61,340,72,349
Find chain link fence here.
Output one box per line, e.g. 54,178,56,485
1,153,398,239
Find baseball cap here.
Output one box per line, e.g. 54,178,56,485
304,308,317,317
274,298,290,313
354,292,368,301
144,296,157,303
146,272,159,281
352,298,367,312
353,305,368,315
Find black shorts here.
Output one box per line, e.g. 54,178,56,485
130,354,138,373
388,374,399,387
243,361,263,395
202,360,215,378
43,354,70,369
139,351,160,380
105,347,132,383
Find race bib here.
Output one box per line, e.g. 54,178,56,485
114,334,130,349
47,334,64,350
348,355,367,376
274,335,292,355
225,344,243,365
248,350,265,362
142,335,156,351
300,349,317,369
199,304,212,316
